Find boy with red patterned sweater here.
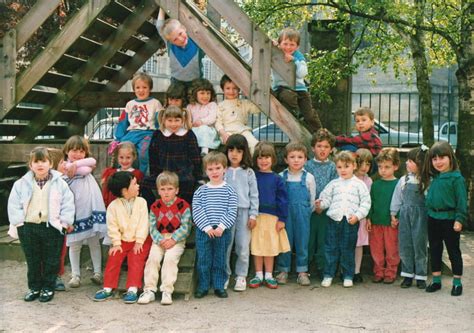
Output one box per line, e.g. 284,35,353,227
138,171,192,305
336,107,382,157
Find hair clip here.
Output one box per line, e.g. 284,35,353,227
420,144,429,152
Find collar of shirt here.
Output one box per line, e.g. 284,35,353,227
35,171,52,189
162,128,188,137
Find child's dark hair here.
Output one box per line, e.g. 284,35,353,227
166,82,187,106
29,147,51,165
421,141,458,190
253,141,277,168
405,145,429,193
63,135,90,159
220,74,236,90
376,147,400,166
107,171,135,198
131,72,153,91
189,78,216,104
225,134,252,169
311,128,335,147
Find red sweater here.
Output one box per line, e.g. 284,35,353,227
101,168,144,207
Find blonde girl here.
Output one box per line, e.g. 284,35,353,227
63,135,107,288
248,142,290,289
101,141,144,207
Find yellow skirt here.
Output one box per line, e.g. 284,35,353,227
251,213,290,256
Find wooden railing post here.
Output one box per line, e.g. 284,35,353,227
251,25,271,113
0,30,16,120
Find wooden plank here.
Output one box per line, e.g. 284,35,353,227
208,0,295,87
13,0,159,143
251,30,272,113
39,72,106,91
54,54,118,81
270,95,311,144
13,0,111,114
160,0,180,19
0,29,16,121
71,92,166,108
15,0,62,49
206,2,221,29
6,105,77,122
0,123,68,138
22,89,56,105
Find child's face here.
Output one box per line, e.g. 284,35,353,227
30,158,52,179
223,81,240,100
432,155,451,173
336,160,355,179
166,26,188,47
257,156,273,173
168,97,183,108
279,37,299,55
196,90,211,105
122,177,139,199
164,117,184,133
228,148,243,168
285,150,306,172
133,79,151,100
57,159,66,174
312,140,332,161
158,184,179,203
406,159,418,174
355,114,375,133
67,148,86,162
377,160,398,180
205,162,226,185
118,148,134,170
355,161,371,177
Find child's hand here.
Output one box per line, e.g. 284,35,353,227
165,238,177,249
214,227,224,237
366,219,372,232
206,229,216,238
283,53,294,63
66,162,77,178
109,245,122,256
276,221,285,232
348,215,358,225
65,225,74,233
133,243,143,255
247,218,256,230
453,221,463,232
391,216,399,228
193,120,203,127
272,39,278,47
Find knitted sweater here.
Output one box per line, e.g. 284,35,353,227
255,171,288,223
368,178,399,226
215,99,260,134
272,50,308,91
149,197,192,243
224,167,259,218
305,158,338,199
319,176,371,222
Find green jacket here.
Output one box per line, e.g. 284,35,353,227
426,170,468,225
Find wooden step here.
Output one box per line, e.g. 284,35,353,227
0,122,68,137
7,105,77,122
55,53,119,82
38,72,106,91
87,18,146,52
103,1,158,38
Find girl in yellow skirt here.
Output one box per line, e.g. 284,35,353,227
248,142,290,289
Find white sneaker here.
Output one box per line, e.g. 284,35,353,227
137,290,155,304
234,276,247,291
68,275,81,288
161,292,173,305
321,277,333,288
90,273,102,285
343,279,353,288
224,279,229,290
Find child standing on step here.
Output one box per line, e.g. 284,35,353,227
422,142,468,297
62,135,107,289
216,75,261,154
187,78,221,156
192,152,238,299
248,142,290,290
138,171,192,305
8,147,75,302
101,142,144,208
353,148,373,283
367,148,400,284
224,134,259,292
276,142,316,286
114,72,163,174
316,151,371,288
273,27,322,133
93,171,151,304
391,146,429,289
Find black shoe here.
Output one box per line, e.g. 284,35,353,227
353,273,363,283
194,289,208,299
425,282,442,293
451,285,463,296
416,280,426,289
400,277,413,288
24,290,40,302
39,289,54,302
214,289,228,298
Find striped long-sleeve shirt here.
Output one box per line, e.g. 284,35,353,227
192,182,238,232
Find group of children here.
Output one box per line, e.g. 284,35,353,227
7,13,469,305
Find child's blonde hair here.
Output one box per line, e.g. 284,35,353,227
131,72,153,91
114,141,137,160
334,151,356,165
63,135,90,159
203,151,227,170
158,105,192,131
278,27,300,45
355,148,373,170
253,141,277,168
156,171,179,188
188,78,216,104
160,18,184,39
376,147,400,166
284,142,307,158
47,148,64,170
354,106,375,120
29,147,51,165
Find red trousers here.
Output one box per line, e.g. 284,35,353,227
103,237,152,289
369,225,400,279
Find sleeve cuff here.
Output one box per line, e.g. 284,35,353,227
218,223,227,231
249,215,257,220
203,226,212,232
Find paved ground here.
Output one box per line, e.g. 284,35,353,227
1,232,473,332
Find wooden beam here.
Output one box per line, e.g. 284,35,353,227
13,0,110,114
208,0,295,87
13,0,159,143
251,29,272,113
72,92,166,108
15,0,62,49
159,0,180,19
0,30,16,120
